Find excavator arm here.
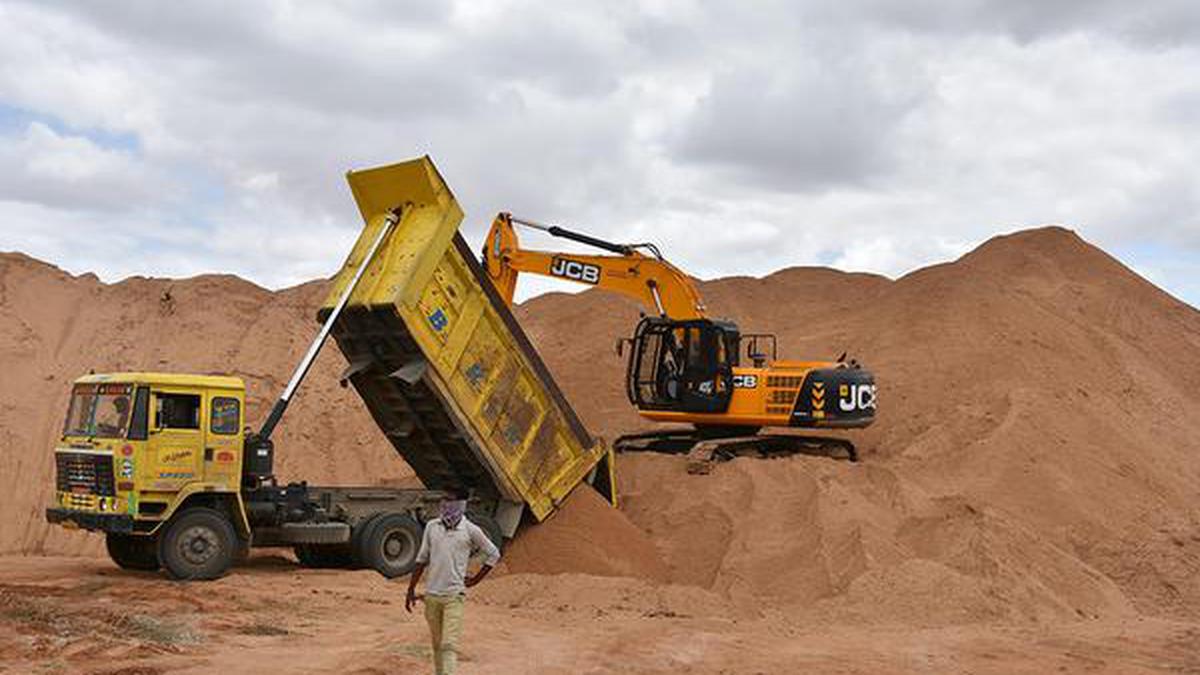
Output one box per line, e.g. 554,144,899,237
482,212,708,320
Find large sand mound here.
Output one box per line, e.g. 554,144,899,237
518,226,1200,622
2,225,1199,628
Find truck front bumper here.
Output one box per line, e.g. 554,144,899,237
45,507,133,534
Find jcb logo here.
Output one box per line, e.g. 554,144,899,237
732,375,758,389
550,257,600,284
838,384,877,412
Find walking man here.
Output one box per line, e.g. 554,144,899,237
405,488,501,675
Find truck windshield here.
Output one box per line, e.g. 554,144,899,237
63,383,134,439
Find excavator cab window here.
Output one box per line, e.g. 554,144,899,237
626,318,735,414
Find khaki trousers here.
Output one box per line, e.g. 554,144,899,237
423,593,465,675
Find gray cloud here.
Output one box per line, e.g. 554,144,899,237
841,0,1200,46
0,0,1197,307
670,54,926,191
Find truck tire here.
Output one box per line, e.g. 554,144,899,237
294,543,355,568
350,513,385,568
157,507,237,580
360,513,423,578
105,533,160,571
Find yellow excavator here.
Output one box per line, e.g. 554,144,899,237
482,212,876,469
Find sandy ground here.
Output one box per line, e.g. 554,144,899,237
2,555,1198,675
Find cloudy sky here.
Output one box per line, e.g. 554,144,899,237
1,1,1198,306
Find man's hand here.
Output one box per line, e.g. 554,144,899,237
464,564,494,588
405,587,423,613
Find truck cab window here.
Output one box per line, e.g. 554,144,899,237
127,387,150,440
62,383,134,439
156,393,201,430
210,397,240,435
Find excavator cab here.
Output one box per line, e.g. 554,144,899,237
625,317,739,414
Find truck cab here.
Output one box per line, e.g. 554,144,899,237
47,372,252,577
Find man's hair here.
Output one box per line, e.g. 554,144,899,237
444,486,471,501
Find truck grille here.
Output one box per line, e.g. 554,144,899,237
55,452,116,497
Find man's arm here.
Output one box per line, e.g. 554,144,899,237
405,563,426,612
406,522,433,612
465,521,502,588
465,562,492,588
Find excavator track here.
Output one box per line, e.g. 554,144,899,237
613,430,857,474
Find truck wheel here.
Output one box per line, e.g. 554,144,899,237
351,513,385,568
157,507,237,580
105,533,160,571
360,513,423,578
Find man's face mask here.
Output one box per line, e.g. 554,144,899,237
440,499,467,527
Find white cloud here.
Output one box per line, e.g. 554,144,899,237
0,121,166,210
0,0,1195,309
832,235,972,278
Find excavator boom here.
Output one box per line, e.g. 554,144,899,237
484,213,707,319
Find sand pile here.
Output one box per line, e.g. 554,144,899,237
3,225,1199,629
502,487,667,581
515,226,1200,623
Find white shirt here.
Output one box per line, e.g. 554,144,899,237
414,516,501,596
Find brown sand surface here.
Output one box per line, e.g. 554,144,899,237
1,555,1198,674
501,486,669,581
2,225,1200,672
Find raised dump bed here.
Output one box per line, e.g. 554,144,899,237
319,156,610,534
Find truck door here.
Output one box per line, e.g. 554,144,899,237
203,392,242,486
147,390,204,491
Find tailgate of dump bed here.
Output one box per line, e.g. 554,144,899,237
319,156,604,522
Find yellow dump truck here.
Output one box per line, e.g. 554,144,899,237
45,156,612,580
